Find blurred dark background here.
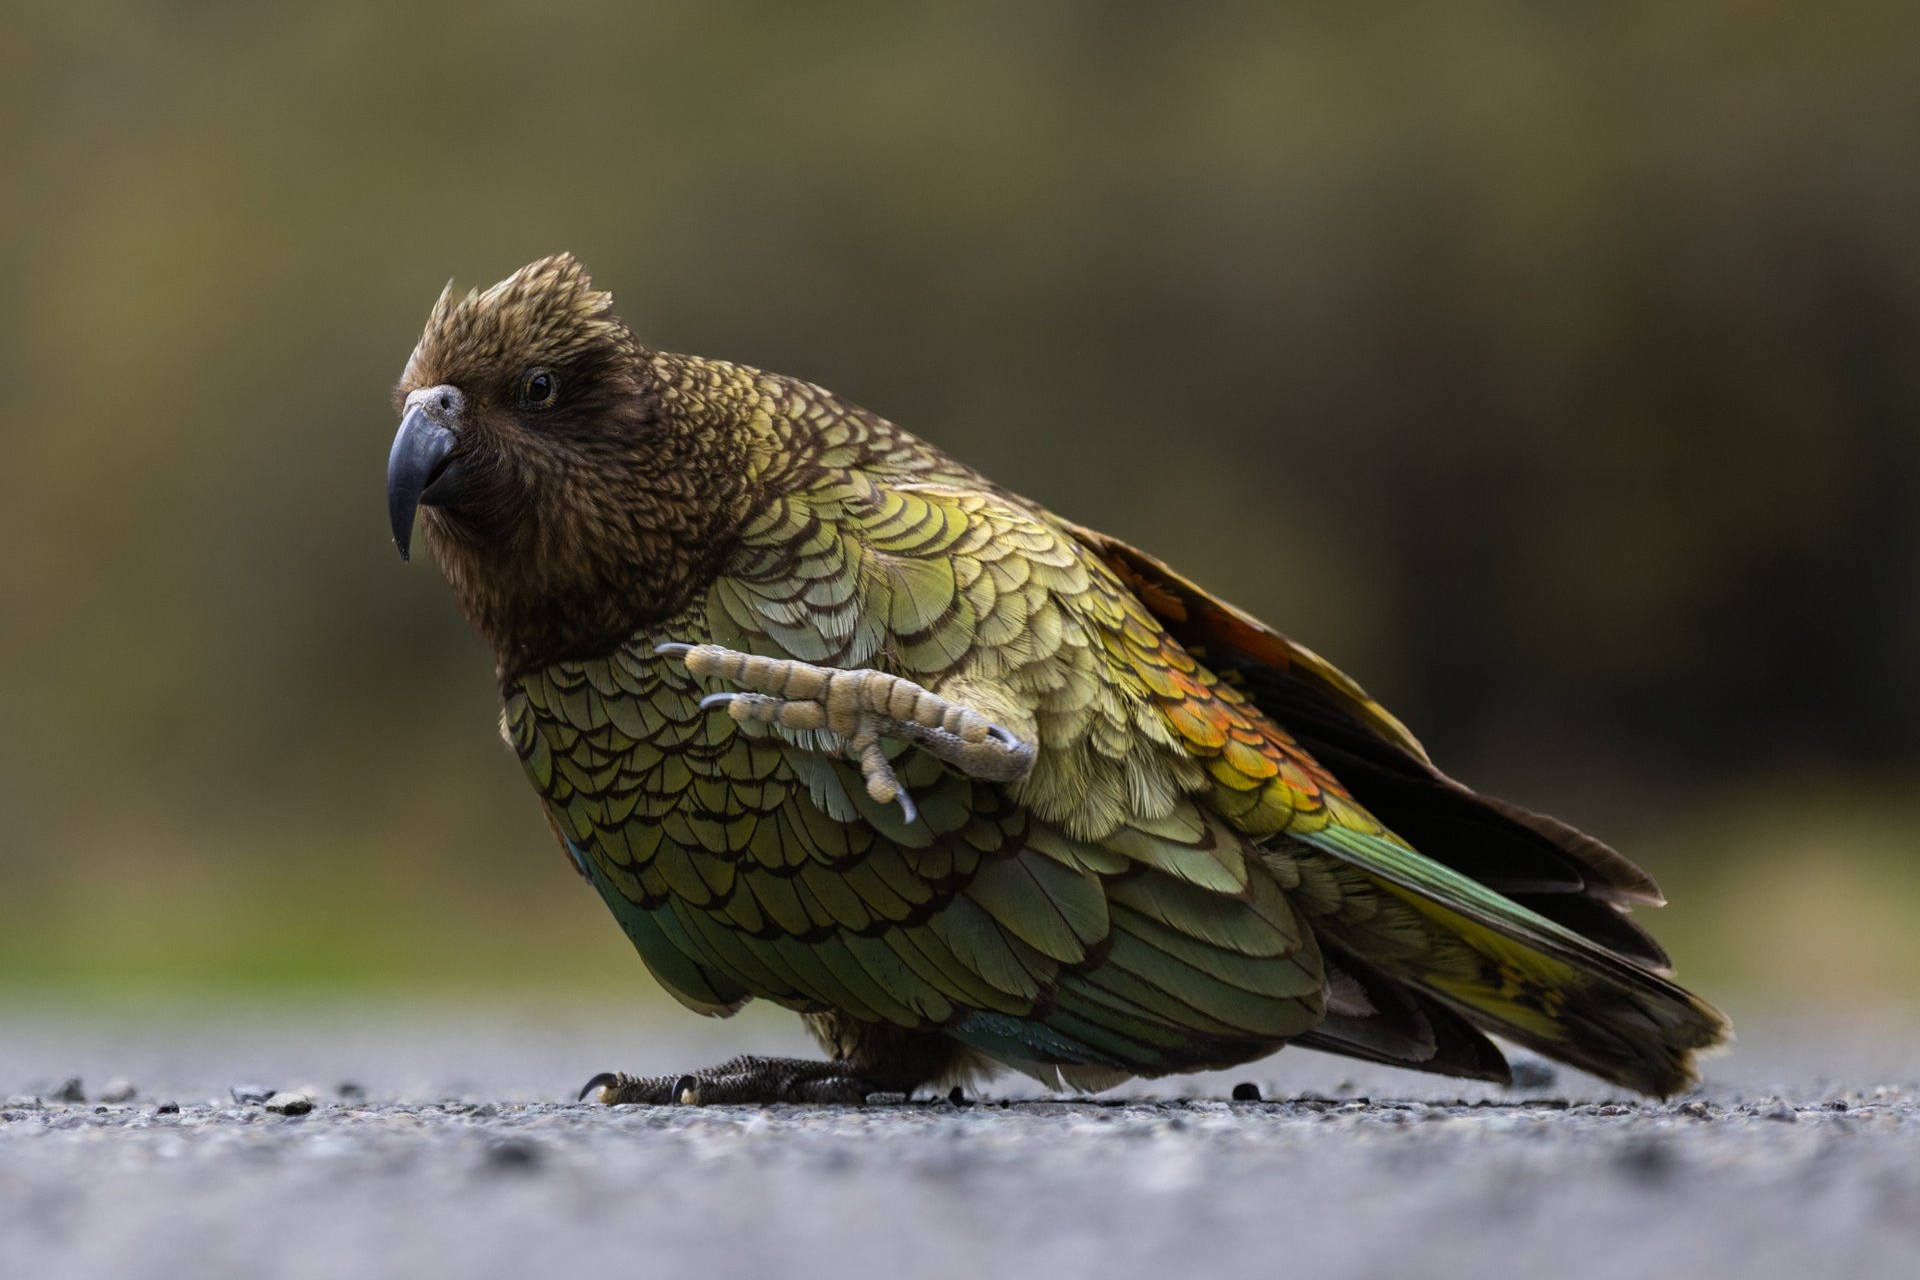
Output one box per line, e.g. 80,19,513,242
2,1,1917,1014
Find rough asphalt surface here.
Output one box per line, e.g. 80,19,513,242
2,1001,1917,1280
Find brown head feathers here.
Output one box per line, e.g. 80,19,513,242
399,254,640,414
394,256,760,679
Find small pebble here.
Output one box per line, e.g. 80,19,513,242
53,1078,86,1104
1763,1102,1798,1123
947,1086,967,1106
1231,1082,1262,1102
1678,1100,1711,1119
231,1084,274,1105
264,1092,316,1116
155,1101,180,1115
337,1082,367,1102
97,1079,137,1104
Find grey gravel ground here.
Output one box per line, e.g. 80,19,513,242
3,1000,1918,1280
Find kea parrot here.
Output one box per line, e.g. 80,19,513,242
386,255,1728,1104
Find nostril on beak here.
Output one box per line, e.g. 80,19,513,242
409,384,466,427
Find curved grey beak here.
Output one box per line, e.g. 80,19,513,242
386,385,467,561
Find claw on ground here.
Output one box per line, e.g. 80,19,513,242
578,1072,620,1103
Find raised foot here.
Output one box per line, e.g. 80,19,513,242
656,642,1035,823
579,1055,889,1106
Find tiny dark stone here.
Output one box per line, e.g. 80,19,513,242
337,1082,367,1102
156,1101,180,1115
947,1086,966,1105
231,1084,274,1105
53,1078,85,1104
1231,1082,1262,1102
1831,1099,1849,1111
1764,1102,1798,1123
484,1138,544,1172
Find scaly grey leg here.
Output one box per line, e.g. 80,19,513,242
656,642,1035,823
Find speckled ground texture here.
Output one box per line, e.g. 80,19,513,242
2,1001,1917,1280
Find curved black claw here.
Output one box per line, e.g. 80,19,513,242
578,1072,621,1103
654,642,696,660
986,724,1020,746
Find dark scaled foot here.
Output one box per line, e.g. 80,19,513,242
578,1055,889,1106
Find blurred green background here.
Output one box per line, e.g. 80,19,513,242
2,1,1917,1022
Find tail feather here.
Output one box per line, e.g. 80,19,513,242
1294,826,1729,1096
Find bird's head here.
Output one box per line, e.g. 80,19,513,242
387,255,752,674
387,253,645,563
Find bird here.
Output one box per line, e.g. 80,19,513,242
386,254,1729,1105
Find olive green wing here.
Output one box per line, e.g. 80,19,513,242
1070,524,1672,958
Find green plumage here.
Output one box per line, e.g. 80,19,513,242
393,256,1730,1098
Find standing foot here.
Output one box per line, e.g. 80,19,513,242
579,1055,891,1106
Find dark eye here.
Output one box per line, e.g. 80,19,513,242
521,368,558,410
